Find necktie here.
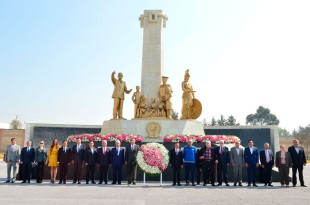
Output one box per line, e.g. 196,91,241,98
91,148,93,154
266,150,270,163
64,148,66,153
11,145,14,151
176,148,178,155
131,145,134,152
220,147,222,155
103,147,106,155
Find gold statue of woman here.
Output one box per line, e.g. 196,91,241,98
180,69,196,119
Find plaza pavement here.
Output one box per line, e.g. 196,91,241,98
0,161,309,205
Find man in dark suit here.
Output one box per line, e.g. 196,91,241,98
195,148,203,185
198,141,216,186
20,141,35,183
125,138,139,185
84,141,98,184
288,139,307,187
57,140,72,184
97,140,111,184
260,142,274,186
215,140,230,186
244,139,259,186
71,138,85,184
111,140,125,185
169,142,183,186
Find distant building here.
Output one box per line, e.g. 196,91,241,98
0,129,25,153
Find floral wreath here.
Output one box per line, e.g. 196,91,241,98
163,135,240,144
136,143,169,176
67,133,144,143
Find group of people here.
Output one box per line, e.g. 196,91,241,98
4,138,139,185
169,139,307,187
4,137,307,187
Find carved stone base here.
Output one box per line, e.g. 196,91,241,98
100,119,205,142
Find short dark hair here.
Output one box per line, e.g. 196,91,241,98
62,140,67,143
248,139,253,143
11,138,16,142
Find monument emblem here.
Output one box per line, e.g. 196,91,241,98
101,10,205,141
146,122,161,138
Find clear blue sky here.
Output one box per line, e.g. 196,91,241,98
1,0,309,132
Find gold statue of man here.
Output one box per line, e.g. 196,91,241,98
180,69,195,119
158,76,173,118
111,71,132,119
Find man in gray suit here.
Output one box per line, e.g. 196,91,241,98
230,140,244,186
4,138,21,183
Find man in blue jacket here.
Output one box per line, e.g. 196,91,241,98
183,139,197,186
244,139,259,186
111,140,125,185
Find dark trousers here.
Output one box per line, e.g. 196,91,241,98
217,162,228,184
184,163,195,184
172,166,181,184
73,159,83,182
203,161,215,184
36,162,45,182
247,165,256,184
22,163,32,182
59,163,69,182
292,165,304,186
263,163,273,185
112,165,122,183
127,161,137,183
196,163,202,184
99,165,108,183
278,164,290,185
86,164,96,182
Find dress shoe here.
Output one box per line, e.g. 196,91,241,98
72,181,76,184
185,183,189,186
21,181,26,183
104,182,107,184
293,184,296,187
111,182,116,184
247,184,251,186
225,183,230,186
58,181,62,184
217,183,222,186
27,181,30,183
91,181,96,184
86,182,89,184
203,184,207,186
77,181,81,184
177,184,182,186
11,180,15,183
239,183,243,187
197,182,200,185
128,182,131,185
253,184,258,187
132,182,136,185
63,181,66,184
211,184,215,186
98,182,102,184
5,180,11,183
301,185,307,187
234,183,237,186
172,183,176,186
268,184,273,187
118,182,121,185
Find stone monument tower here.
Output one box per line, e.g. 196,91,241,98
139,10,168,102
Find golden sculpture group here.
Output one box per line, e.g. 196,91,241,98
111,69,202,120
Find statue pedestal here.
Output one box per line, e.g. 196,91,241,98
101,119,205,142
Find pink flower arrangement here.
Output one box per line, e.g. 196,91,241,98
163,135,240,144
67,133,144,142
140,145,167,171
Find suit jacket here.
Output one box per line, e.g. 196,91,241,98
112,73,130,99
35,147,48,163
125,144,139,164
169,148,183,168
111,147,124,166
57,147,72,164
197,146,215,164
260,149,274,166
244,147,259,166
97,147,111,166
288,146,307,166
214,146,230,164
72,144,85,162
275,151,293,168
20,147,35,165
84,147,98,165
230,147,244,166
5,144,20,162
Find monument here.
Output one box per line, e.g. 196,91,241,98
101,10,204,141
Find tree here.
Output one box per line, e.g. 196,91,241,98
293,125,310,158
202,118,207,127
226,115,240,126
171,110,179,120
217,115,227,126
10,117,22,129
246,106,280,125
210,117,217,126
279,127,291,137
